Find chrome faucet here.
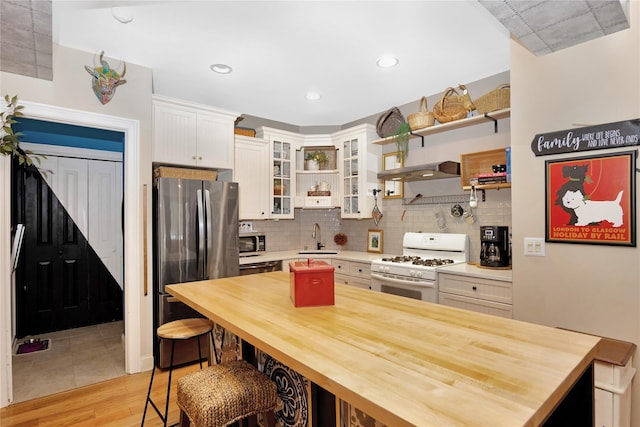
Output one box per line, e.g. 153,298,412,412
312,223,324,250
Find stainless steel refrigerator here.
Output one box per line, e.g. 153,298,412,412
152,167,239,368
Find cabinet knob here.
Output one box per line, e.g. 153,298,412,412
198,156,203,160
472,286,477,291
338,265,342,269
192,155,196,160
358,268,362,273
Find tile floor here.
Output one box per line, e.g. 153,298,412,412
11,321,126,403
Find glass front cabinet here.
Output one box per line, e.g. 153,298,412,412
334,124,380,219
256,127,302,219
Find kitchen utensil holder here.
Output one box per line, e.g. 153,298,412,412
402,194,468,206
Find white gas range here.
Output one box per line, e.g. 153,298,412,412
371,232,469,303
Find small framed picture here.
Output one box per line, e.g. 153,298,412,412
367,229,383,253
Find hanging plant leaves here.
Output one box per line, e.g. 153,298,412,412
394,122,411,160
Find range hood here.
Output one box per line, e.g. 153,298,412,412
377,161,460,182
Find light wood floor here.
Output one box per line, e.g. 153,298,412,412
0,363,201,426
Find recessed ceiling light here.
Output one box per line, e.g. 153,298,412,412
305,91,321,101
210,64,233,74
376,56,399,68
111,7,134,24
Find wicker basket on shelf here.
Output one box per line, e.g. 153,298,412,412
473,84,510,114
432,85,475,123
407,96,435,131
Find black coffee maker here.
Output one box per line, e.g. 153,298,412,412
480,226,510,268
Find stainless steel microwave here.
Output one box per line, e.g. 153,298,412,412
239,232,266,256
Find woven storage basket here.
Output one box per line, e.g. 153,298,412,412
234,127,257,137
473,84,510,114
407,97,435,131
376,107,406,138
432,85,474,123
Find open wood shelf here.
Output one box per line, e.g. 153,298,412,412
460,147,511,190
372,108,510,145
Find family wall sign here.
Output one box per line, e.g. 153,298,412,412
531,119,640,156
534,119,639,247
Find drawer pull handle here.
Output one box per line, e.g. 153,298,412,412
472,286,477,291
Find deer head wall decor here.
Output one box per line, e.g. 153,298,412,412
84,51,127,105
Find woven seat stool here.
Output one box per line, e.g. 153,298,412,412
142,318,214,427
177,360,279,427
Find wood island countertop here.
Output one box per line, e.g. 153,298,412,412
166,272,600,427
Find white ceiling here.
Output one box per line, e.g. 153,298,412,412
51,0,511,126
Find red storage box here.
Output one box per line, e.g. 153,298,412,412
289,260,335,307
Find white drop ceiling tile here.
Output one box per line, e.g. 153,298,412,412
517,32,549,54
500,13,534,38
1,1,32,24
1,58,37,77
29,0,51,15
591,2,631,32
1,24,34,49
477,0,518,21
537,13,604,51
35,65,53,81
518,1,592,32
34,33,52,55
502,0,550,16
32,9,51,36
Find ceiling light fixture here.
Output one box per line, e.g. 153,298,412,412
376,56,399,68
305,91,321,101
111,7,134,24
210,64,233,74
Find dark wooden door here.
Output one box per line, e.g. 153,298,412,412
13,164,122,337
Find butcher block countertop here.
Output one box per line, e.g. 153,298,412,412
167,272,600,427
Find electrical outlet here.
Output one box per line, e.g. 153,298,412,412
524,237,545,256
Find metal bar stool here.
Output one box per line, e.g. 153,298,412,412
176,359,279,427
142,318,214,427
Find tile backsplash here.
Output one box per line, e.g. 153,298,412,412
247,187,511,264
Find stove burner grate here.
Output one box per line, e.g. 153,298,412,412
412,258,455,267
379,256,456,266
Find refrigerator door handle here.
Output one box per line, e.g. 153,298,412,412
204,189,212,279
197,188,205,278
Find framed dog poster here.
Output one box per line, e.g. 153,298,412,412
545,151,636,246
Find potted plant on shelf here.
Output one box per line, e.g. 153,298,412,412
393,122,411,160
1,95,43,166
305,150,329,170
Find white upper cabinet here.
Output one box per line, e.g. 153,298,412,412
256,127,303,219
234,136,269,220
333,124,380,219
152,95,239,170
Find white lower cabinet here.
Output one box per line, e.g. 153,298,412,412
594,353,635,427
438,272,512,318
333,260,371,290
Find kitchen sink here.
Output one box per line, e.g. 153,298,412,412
297,250,338,255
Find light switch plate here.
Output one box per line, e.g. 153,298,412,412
524,237,545,256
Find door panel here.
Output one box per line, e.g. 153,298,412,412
14,163,123,336
56,157,89,238
88,160,123,287
18,167,89,335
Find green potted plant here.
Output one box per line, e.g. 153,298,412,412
1,95,43,166
393,122,411,160
305,150,329,170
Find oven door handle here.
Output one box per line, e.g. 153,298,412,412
371,272,435,287
239,261,280,270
